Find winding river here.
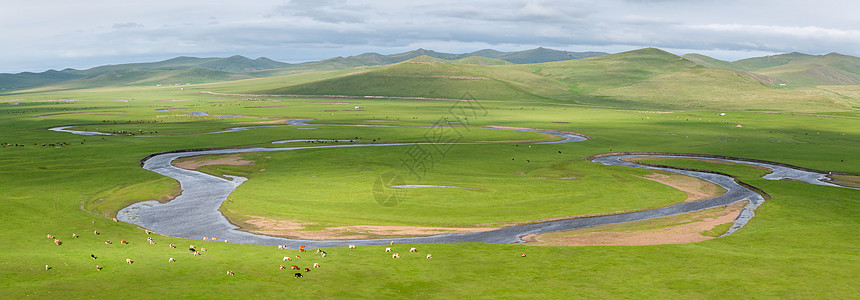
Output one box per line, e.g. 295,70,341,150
50,120,853,248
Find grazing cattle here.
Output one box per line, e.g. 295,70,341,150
112,218,118,222
45,265,50,270
296,255,301,258
105,240,111,245
283,256,291,261
149,240,156,245
385,247,392,252
47,234,54,239
313,263,320,268
212,237,217,241
72,233,78,238
426,254,432,259
200,248,206,252
170,244,175,248
189,245,195,251
95,265,102,271
126,259,132,264
193,251,200,256
294,273,303,278
145,230,151,235
168,257,175,262
226,271,234,276
321,252,327,258
392,253,400,258
348,244,356,249
291,265,300,270
278,245,285,249
279,265,286,270
409,248,417,252
94,231,99,235
54,239,61,246
390,241,394,245
521,253,526,257
203,237,208,240
304,268,310,272
121,240,128,244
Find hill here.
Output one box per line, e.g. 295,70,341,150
0,48,605,91
253,48,848,111
684,52,860,86
0,55,289,90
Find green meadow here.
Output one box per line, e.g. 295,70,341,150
1,49,859,298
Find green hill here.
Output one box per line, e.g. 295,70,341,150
1,48,605,91
259,56,561,100
685,52,860,86
253,48,849,111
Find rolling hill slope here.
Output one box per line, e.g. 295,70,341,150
252,48,850,111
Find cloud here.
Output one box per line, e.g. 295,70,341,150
2,0,860,73
112,22,144,29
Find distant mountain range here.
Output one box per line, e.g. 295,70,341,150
4,47,860,112
0,48,607,90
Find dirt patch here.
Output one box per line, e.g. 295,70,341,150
172,154,255,170
636,172,726,202
523,201,746,246
827,174,860,189
240,215,499,240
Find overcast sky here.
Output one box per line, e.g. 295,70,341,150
2,0,859,73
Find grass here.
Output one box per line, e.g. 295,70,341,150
0,69,859,298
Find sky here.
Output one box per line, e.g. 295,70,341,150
2,0,859,73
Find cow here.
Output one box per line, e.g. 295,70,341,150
409,248,417,252
91,254,97,259
385,247,392,252
168,258,175,262
426,254,433,259
521,253,526,257
313,263,320,268
170,244,175,249
94,231,99,235
104,240,111,245
294,273,303,278
321,252,327,258
45,265,50,270
72,233,78,238
193,251,200,256
304,268,310,272
121,240,128,244
348,244,356,249
279,265,286,270
47,234,54,239
291,265,300,270
226,270,234,276
95,265,102,271
283,256,292,261
392,253,400,258
126,259,132,264
54,239,61,246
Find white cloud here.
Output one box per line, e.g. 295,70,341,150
2,0,860,73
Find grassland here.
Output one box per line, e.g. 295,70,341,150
1,51,859,298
